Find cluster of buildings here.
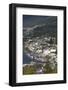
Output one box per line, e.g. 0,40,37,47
23,36,57,74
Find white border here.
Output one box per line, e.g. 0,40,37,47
16,7,64,83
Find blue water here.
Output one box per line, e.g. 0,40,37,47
23,53,32,64
23,53,46,64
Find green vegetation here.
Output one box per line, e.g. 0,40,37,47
43,63,57,74
43,55,57,74
23,65,36,75
23,63,57,75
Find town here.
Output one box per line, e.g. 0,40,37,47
23,35,57,75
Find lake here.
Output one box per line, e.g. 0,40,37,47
23,53,32,64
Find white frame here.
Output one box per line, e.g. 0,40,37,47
16,7,64,83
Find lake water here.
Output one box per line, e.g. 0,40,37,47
23,53,32,64
23,53,46,64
